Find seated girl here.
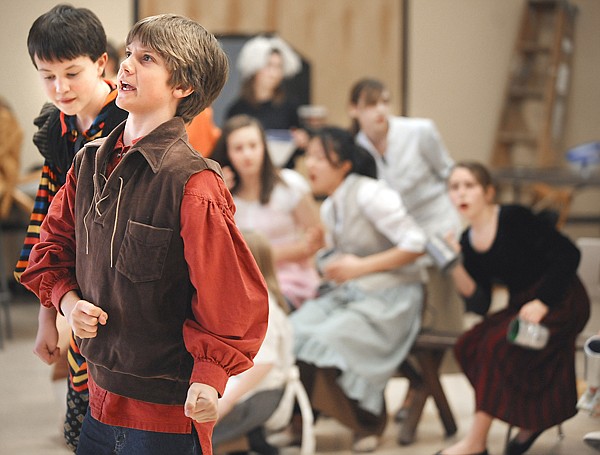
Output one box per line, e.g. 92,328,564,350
436,161,590,455
213,230,294,454
211,114,323,309
290,127,427,452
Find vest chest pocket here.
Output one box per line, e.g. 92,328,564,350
116,220,173,283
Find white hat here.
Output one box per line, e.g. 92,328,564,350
237,35,301,80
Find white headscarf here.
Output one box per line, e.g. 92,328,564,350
237,35,301,80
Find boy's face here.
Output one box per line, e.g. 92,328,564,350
117,39,190,120
34,55,107,117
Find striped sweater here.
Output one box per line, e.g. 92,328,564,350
15,83,127,392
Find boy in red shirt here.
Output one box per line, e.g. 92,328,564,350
21,13,268,455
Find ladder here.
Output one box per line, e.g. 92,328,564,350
490,0,578,169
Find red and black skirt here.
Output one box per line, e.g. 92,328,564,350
455,276,590,430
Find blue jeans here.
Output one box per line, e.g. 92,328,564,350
77,413,202,455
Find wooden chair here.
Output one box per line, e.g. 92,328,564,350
529,182,573,229
393,278,462,445
395,330,459,445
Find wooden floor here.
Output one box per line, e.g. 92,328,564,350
1,291,599,455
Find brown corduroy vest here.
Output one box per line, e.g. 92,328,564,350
73,118,223,405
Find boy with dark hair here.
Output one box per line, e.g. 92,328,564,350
17,4,128,450
21,13,268,455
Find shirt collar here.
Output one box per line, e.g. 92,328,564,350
95,117,189,174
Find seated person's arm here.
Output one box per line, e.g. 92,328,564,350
449,264,492,315
273,193,324,263
322,177,426,283
218,363,274,419
449,262,477,299
445,232,491,315
322,247,422,284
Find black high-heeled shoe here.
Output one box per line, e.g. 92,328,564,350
246,426,279,455
505,430,543,455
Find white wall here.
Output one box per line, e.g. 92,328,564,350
3,0,599,180
0,0,133,173
407,0,600,227
409,0,600,166
409,0,521,163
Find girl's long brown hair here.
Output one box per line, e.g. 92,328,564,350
348,78,386,136
210,114,282,204
452,160,496,191
240,51,286,107
242,230,289,313
450,160,499,204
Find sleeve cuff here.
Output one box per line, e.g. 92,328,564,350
190,360,230,397
49,277,79,314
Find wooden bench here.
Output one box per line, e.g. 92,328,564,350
395,329,460,445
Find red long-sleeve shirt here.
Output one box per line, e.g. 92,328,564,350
21,134,268,453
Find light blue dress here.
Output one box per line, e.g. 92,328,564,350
290,174,426,415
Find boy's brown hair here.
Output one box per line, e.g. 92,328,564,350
126,14,229,123
27,4,107,67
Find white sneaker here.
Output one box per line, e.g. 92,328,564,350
352,435,379,453
577,388,600,413
577,388,595,412
266,426,301,448
584,431,600,451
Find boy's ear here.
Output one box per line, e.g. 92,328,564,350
96,52,108,77
173,86,194,99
